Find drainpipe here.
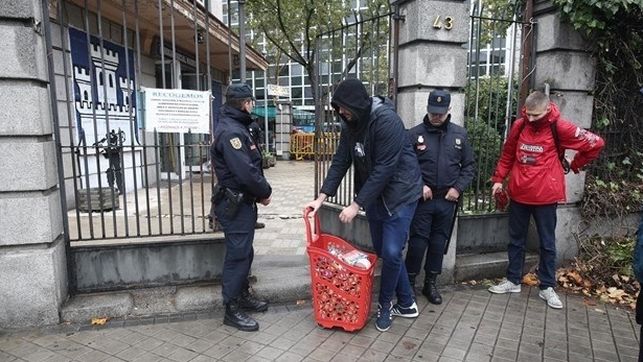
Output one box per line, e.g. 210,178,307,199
238,0,246,82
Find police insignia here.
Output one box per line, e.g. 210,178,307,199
455,138,461,145
230,137,242,149
418,135,424,144
437,96,442,103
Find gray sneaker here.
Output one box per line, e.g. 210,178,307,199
538,287,563,309
488,279,521,294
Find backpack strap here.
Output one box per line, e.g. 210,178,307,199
512,119,570,173
550,121,570,173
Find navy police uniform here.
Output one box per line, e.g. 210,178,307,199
211,83,271,331
405,90,475,303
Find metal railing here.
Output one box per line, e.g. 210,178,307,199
45,0,257,241
313,10,395,207
461,2,530,213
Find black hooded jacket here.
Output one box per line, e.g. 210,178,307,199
321,79,422,214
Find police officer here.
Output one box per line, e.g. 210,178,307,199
406,90,475,304
211,83,272,331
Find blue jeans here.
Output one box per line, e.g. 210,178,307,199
366,200,417,307
506,201,557,289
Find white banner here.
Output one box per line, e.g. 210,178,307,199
267,84,290,98
143,88,211,134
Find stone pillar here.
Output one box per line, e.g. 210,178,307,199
533,1,595,204
0,0,68,328
395,0,470,284
532,1,596,262
275,101,292,160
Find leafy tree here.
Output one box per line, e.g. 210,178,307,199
245,0,390,117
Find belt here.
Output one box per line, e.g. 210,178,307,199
214,184,256,204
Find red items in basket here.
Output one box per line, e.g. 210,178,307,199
303,208,377,332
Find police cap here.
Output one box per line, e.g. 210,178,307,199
226,83,254,99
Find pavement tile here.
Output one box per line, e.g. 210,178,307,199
276,351,306,362
491,346,517,361
269,337,298,351
592,347,619,361
516,351,541,361
255,346,285,360
220,349,251,362
115,346,147,361
307,347,336,362
543,347,567,361
389,337,421,359
357,349,389,362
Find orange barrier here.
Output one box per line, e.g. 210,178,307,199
290,132,340,160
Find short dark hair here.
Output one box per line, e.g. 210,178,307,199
227,97,253,110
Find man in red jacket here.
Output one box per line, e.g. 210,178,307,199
487,91,604,309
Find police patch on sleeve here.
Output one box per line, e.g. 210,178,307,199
229,137,242,149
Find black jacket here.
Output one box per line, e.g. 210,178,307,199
211,104,271,199
322,80,422,214
407,115,475,195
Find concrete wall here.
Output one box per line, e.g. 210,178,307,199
71,238,225,292
0,0,68,328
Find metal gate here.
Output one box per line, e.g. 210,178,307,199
313,9,395,206
46,0,267,242
462,1,533,213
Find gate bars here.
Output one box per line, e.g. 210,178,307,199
47,0,222,241
313,9,395,207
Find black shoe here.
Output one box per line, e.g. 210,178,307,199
422,273,442,305
254,222,265,229
238,290,269,312
224,301,259,332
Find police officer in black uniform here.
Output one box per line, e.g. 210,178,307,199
211,83,272,331
406,90,475,304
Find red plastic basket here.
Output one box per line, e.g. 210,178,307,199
303,208,377,332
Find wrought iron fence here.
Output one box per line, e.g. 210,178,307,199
313,10,394,207
461,2,530,214
47,0,262,241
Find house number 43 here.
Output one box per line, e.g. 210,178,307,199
433,16,454,30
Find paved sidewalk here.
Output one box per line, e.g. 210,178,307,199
254,160,315,256
1,286,639,361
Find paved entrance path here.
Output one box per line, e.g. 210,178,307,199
1,286,638,361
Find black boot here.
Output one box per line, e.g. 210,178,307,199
224,300,259,331
408,273,417,292
238,290,269,312
422,273,442,305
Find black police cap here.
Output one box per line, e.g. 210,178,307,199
226,83,254,99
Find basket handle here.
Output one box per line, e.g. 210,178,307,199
303,207,321,245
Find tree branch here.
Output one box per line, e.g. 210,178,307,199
275,0,308,65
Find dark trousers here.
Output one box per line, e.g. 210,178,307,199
215,198,257,304
365,200,417,307
405,198,456,275
506,201,557,289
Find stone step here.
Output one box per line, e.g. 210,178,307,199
61,254,384,324
454,251,539,282
61,255,311,324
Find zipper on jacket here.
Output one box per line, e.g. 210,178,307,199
382,197,392,216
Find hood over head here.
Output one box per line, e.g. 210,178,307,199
331,79,372,133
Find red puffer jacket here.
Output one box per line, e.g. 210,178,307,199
491,103,605,205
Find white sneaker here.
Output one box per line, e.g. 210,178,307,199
539,287,563,309
488,279,521,294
